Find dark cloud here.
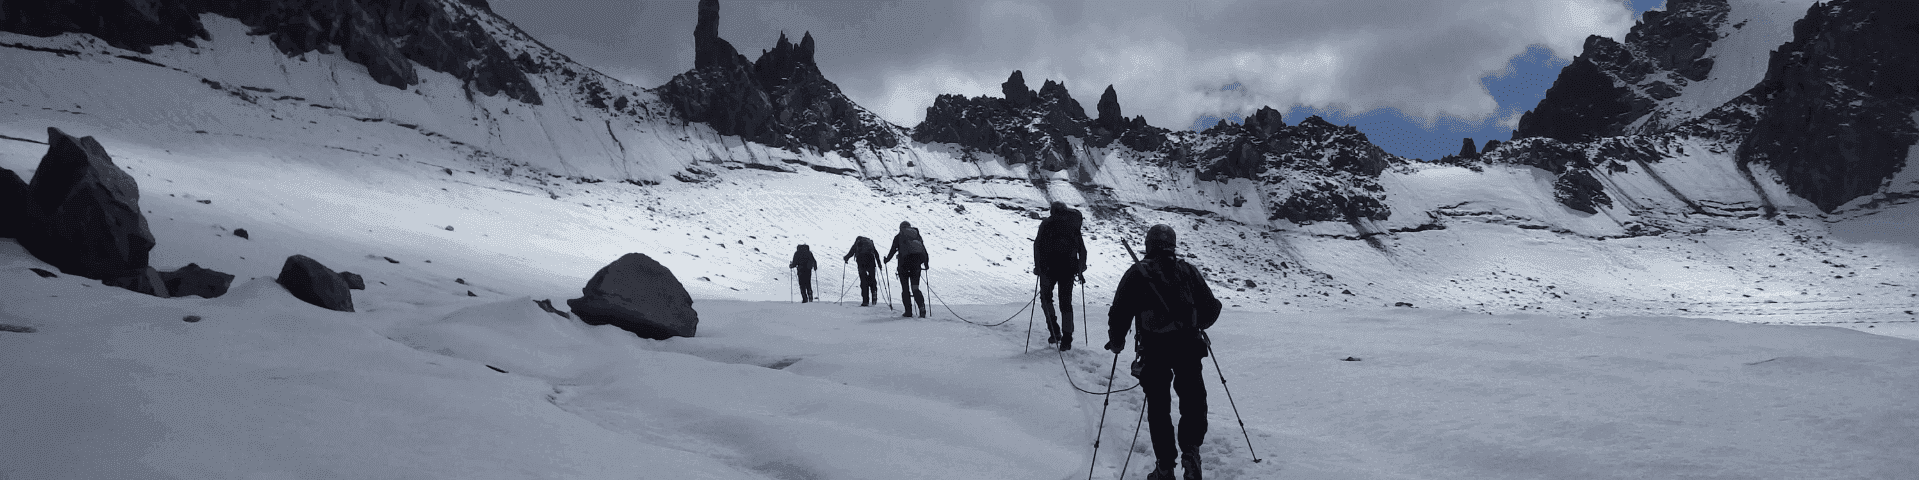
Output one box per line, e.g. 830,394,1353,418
493,0,1637,136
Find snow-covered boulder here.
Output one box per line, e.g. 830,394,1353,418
20,128,156,280
277,255,354,312
567,253,698,339
338,271,366,291
162,263,235,299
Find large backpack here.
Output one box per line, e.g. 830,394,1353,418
1134,258,1201,335
1035,209,1083,271
898,227,927,256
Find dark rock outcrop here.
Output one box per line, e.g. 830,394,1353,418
1515,0,1732,141
567,253,698,339
1735,0,1919,212
277,255,354,312
104,266,169,298
534,299,571,319
161,263,235,299
913,71,1134,171
657,0,898,156
20,128,155,280
1458,138,1479,159
1553,169,1614,214
0,0,541,104
339,271,366,290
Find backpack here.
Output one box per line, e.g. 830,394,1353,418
1134,258,1201,335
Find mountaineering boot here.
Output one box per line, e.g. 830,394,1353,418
902,304,914,318
1146,462,1176,480
1181,452,1202,480
917,300,927,318
1058,335,1072,351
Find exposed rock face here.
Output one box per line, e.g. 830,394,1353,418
1554,169,1614,214
657,0,898,155
1515,0,1732,141
339,271,366,290
162,263,235,299
20,128,155,280
278,255,355,312
567,253,698,340
0,0,541,104
0,0,207,53
1735,0,1919,212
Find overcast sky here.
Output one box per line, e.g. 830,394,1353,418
490,0,1663,160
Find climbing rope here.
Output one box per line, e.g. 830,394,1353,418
923,269,1031,327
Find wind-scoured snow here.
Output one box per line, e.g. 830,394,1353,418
3,8,1919,479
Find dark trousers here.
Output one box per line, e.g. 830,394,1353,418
897,254,926,314
1140,353,1207,466
796,270,814,302
857,264,878,305
1039,272,1074,339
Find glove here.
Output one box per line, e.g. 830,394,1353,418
1076,273,1086,284
1104,340,1123,354
1032,267,1041,276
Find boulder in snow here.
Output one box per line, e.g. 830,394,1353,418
20,128,156,280
534,299,572,319
339,271,366,290
0,167,37,240
161,263,235,299
277,255,354,312
104,266,169,298
567,253,698,339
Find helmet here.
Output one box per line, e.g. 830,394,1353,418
1145,224,1177,255
1050,201,1069,216
900,221,913,230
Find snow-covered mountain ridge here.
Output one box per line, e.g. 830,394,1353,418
0,0,1914,331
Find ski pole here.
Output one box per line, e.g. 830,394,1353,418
1204,331,1262,463
838,262,849,304
1087,351,1121,480
788,271,794,303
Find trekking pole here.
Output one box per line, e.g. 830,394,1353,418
881,260,894,311
1117,391,1147,480
838,262,849,304
1025,275,1038,354
1086,351,1121,480
1204,331,1262,463
788,272,794,303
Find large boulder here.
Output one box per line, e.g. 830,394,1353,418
567,253,698,339
104,266,169,298
0,167,35,239
21,128,155,280
277,255,354,312
161,263,235,298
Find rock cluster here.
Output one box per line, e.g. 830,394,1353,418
567,253,699,340
913,71,1127,171
3,128,236,298
656,0,899,156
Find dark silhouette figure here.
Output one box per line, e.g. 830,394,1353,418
789,244,817,303
1105,225,1222,480
843,236,881,306
882,221,929,317
1033,201,1087,350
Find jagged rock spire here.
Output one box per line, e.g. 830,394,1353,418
1458,138,1478,158
1002,70,1033,106
1096,85,1122,127
694,0,744,69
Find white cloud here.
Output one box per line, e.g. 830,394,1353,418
494,0,1639,131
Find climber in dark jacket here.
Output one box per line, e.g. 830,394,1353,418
789,244,818,303
1033,201,1088,350
1105,224,1222,480
882,221,929,317
844,236,881,307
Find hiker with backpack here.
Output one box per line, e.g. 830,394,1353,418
882,221,930,317
1034,201,1088,350
843,236,881,306
1105,224,1223,480
788,244,818,303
